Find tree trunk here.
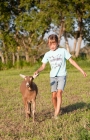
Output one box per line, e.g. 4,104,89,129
22,40,30,62
72,38,78,56
65,41,70,52
12,52,15,65
58,18,64,44
75,36,82,57
74,9,83,57
16,52,20,62
0,51,5,63
5,52,8,64
25,51,30,62
63,30,70,52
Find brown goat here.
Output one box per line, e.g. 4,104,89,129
20,74,38,122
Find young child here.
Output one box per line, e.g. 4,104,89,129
34,34,87,119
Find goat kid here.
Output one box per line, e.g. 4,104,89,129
20,74,38,122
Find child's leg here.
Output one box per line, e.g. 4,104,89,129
52,91,57,116
55,89,63,117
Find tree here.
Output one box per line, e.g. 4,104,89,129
0,0,90,65
0,31,18,65
68,0,90,57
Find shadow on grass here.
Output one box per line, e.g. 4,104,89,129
35,108,53,122
35,102,90,122
62,102,88,114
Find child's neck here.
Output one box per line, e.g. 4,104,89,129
54,46,59,51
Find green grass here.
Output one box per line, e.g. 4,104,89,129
0,60,90,140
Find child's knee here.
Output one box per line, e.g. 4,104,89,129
57,90,62,97
52,91,57,98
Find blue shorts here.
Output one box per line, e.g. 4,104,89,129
50,76,66,92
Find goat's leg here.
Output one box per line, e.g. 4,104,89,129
23,99,28,118
25,103,30,118
27,102,32,117
32,100,36,123
23,99,30,118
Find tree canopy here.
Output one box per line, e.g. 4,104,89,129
0,0,90,65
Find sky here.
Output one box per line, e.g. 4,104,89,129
60,37,86,51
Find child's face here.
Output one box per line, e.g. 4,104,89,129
48,40,58,51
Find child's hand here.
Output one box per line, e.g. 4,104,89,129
82,71,87,77
34,71,39,76
33,72,39,79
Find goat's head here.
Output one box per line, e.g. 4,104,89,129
20,74,38,90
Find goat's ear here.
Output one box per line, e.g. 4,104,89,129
33,73,39,79
20,74,26,79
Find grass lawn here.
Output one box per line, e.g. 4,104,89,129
0,60,90,140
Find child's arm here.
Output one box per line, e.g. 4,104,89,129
68,58,87,77
34,63,46,75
